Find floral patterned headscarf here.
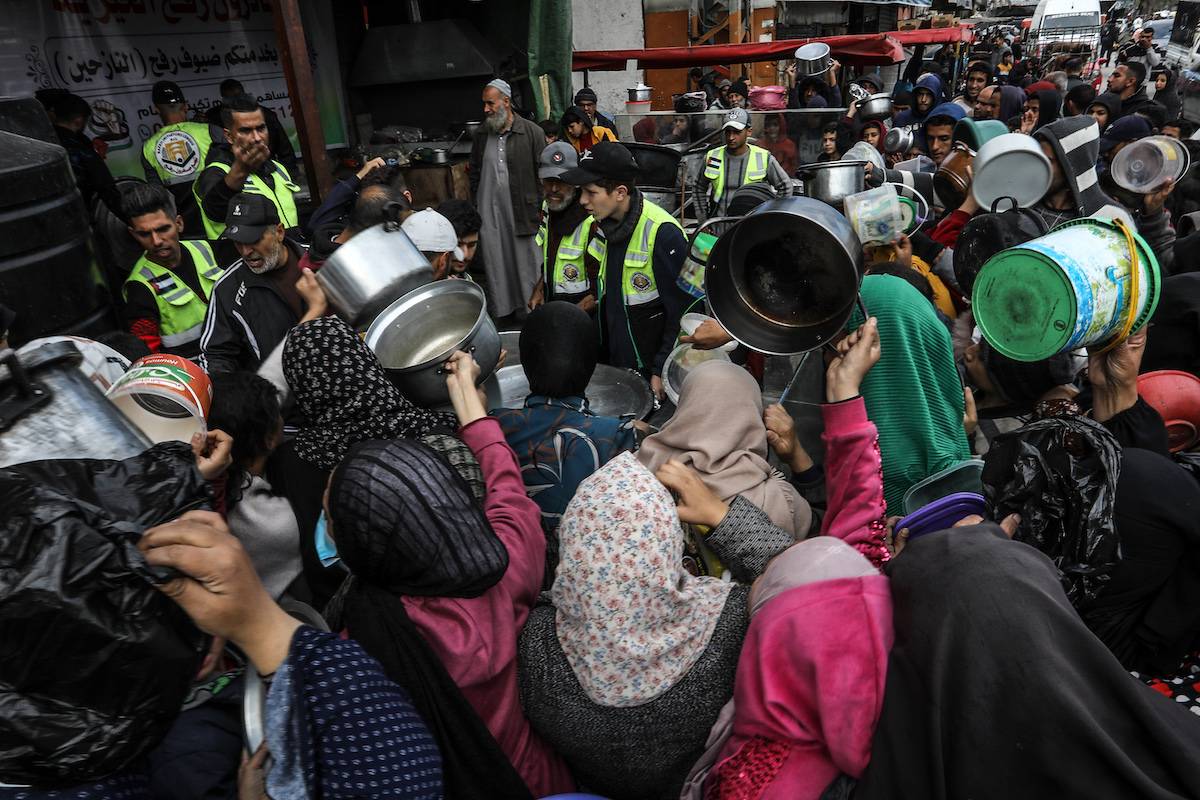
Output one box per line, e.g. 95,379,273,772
552,452,734,707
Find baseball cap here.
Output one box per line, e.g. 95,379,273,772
559,142,640,186
722,108,750,131
539,142,578,179
401,208,464,261
152,80,186,105
222,193,280,244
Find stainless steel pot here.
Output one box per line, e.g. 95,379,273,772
316,219,433,330
794,42,831,77
414,147,451,164
463,121,483,138
704,196,864,355
796,160,867,208
885,127,913,155
365,280,501,408
628,83,653,102
0,342,151,468
493,364,655,420
857,93,894,121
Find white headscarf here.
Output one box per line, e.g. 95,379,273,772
552,452,734,707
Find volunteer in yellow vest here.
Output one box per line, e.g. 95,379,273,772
560,142,689,401
694,107,793,220
194,93,300,243
529,142,600,311
122,183,223,358
140,80,220,235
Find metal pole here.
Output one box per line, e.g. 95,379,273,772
271,0,333,203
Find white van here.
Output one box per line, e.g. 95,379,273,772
1029,0,1102,59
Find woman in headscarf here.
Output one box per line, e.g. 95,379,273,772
997,83,1026,130
849,274,971,514
520,320,891,800
274,315,453,607
853,523,1200,799
328,350,574,799
1020,88,1063,133
560,105,616,155
679,316,894,800
1154,67,1183,122
638,359,812,538
1089,91,1123,133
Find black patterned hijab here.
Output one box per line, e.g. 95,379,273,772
330,438,507,597
282,316,453,471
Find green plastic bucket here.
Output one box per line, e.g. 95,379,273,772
971,217,1160,362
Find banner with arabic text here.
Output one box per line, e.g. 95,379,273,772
1,0,348,181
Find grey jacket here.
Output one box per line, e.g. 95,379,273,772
517,497,794,800
468,113,546,236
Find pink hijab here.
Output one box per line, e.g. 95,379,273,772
638,360,811,537
682,538,892,799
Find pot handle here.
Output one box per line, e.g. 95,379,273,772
988,196,1020,214
382,200,407,232
688,216,741,266
436,345,477,375
0,348,51,432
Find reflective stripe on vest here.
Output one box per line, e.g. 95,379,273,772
701,144,770,205
143,122,214,186
542,215,593,297
195,159,299,239
593,199,684,308
123,240,224,348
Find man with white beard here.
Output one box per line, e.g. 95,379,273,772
529,142,599,311
468,77,546,323
199,193,327,374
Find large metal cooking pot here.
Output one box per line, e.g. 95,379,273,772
794,42,831,77
885,127,913,155
857,93,894,121
705,196,864,355
624,143,683,188
933,143,974,210
317,216,433,330
0,342,151,468
796,160,867,208
365,280,501,408
628,82,654,102
493,364,655,420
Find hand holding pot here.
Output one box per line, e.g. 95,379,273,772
444,349,487,426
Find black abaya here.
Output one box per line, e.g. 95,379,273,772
855,525,1200,800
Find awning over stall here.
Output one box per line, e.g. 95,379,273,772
572,26,973,70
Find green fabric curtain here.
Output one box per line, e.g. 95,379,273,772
528,0,574,121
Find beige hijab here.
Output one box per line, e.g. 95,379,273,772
638,360,812,537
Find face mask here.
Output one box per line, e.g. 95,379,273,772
315,511,340,568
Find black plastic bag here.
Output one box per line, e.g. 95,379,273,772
981,415,1122,605
0,442,209,786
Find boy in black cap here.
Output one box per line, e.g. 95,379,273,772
198,193,325,374
573,87,618,136
141,80,220,235
559,142,689,400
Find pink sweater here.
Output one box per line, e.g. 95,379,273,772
819,397,891,570
402,417,574,797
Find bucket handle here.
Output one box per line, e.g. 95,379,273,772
1092,217,1141,355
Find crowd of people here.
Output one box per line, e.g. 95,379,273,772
9,15,1200,800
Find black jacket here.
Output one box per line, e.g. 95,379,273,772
55,125,124,221
197,238,308,375
1115,86,1157,122
195,142,301,239
205,103,297,175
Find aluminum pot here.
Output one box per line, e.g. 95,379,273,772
628,82,653,102
704,196,864,355
794,42,831,77
857,92,894,121
317,219,433,330
933,143,975,210
365,280,501,408
884,126,913,155
796,160,867,208
971,132,1052,209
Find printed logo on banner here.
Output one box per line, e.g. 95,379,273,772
155,130,201,176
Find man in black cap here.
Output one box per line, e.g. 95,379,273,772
573,87,618,137
141,80,221,234
559,142,689,400
198,193,325,374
